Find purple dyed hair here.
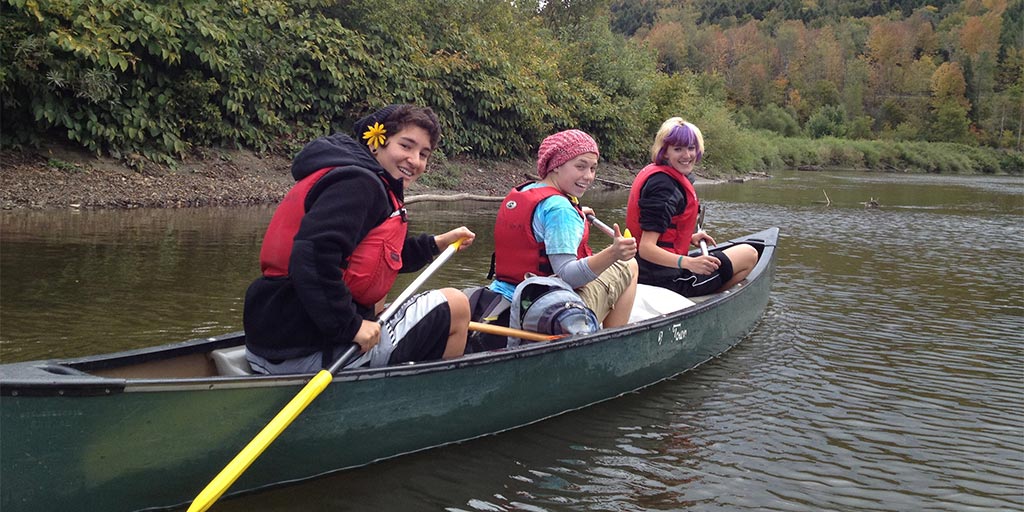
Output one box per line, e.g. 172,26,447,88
650,118,705,165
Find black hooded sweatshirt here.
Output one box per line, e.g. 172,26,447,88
243,133,439,362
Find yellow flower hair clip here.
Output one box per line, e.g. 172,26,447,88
362,122,387,149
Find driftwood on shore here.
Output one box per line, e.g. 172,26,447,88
405,193,503,204
520,173,631,189
595,176,630,188
405,170,771,205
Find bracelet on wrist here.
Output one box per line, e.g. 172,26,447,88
677,255,684,269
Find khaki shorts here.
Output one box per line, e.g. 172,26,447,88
576,260,634,323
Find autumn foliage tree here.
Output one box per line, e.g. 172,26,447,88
930,62,972,142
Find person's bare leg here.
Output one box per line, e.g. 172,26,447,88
440,288,469,358
720,244,758,290
602,259,639,328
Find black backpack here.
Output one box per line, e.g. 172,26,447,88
462,286,512,353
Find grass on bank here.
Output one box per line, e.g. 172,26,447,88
703,133,1022,176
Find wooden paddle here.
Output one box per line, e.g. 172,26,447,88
187,240,464,512
468,321,564,342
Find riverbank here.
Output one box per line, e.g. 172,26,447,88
2,144,663,210
0,144,762,211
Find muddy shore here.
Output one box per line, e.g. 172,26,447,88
0,144,656,210
0,143,756,211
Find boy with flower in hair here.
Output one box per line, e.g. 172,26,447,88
626,117,757,297
244,104,475,374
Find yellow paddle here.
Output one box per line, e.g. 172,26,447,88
187,239,464,512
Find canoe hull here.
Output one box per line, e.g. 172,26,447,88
1,228,778,512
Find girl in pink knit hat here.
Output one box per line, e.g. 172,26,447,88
489,129,638,329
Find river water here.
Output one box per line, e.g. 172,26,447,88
1,170,1021,511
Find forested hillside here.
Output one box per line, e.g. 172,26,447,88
1,0,1020,175
611,0,1022,148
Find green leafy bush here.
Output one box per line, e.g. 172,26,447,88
1,0,376,162
748,103,800,137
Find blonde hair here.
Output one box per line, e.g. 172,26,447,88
649,117,705,165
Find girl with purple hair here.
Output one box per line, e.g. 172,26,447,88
625,118,758,297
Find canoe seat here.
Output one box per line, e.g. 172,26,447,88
210,346,255,376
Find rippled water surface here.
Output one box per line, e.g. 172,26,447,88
2,170,1021,511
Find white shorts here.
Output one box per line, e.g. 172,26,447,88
247,289,450,374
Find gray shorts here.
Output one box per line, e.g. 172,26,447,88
247,289,450,374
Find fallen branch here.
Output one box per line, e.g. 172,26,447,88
522,173,630,189
405,193,503,204
595,176,630,189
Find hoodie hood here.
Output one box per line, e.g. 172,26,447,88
291,133,381,182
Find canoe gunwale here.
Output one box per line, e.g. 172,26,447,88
0,228,779,397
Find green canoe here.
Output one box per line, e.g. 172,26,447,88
0,227,778,512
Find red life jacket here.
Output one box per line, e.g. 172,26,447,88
626,164,699,255
493,182,592,285
259,167,408,308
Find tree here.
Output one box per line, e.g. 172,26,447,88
644,21,688,73
540,0,611,29
864,18,915,110
931,61,971,109
843,58,870,117
931,102,973,142
750,103,801,136
806,104,849,138
901,56,939,126
957,9,1004,139
929,61,973,142
609,0,660,36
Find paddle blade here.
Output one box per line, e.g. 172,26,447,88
187,370,334,512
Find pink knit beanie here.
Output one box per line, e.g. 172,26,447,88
536,129,599,178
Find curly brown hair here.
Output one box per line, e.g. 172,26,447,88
383,105,441,150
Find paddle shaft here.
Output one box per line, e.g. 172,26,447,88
586,213,632,240
329,240,461,373
696,205,709,256
186,362,349,512
586,213,615,238
189,240,463,512
468,321,563,342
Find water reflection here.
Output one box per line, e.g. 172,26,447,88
2,171,1022,511
1,207,273,360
